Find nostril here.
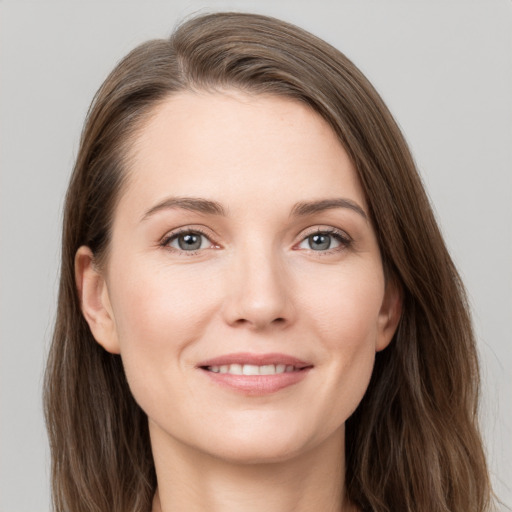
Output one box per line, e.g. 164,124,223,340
231,317,286,328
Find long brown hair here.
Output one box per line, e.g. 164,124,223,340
44,12,493,512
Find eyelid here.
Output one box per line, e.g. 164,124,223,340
293,226,353,253
298,225,352,242
159,225,220,253
157,224,352,255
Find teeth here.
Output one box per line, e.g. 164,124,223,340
229,363,243,375
207,363,298,375
242,364,260,375
259,364,275,375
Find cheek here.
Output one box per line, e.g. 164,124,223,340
107,260,221,389
111,258,218,334
303,264,384,417
305,262,385,347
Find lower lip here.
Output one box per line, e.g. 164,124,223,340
200,368,312,395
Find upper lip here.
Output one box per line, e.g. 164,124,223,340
197,352,312,369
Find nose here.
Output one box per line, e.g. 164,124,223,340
221,244,295,331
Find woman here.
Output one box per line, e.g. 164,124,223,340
44,12,493,512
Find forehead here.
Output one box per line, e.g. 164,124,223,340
121,90,365,217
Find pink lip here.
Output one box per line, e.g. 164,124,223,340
197,352,311,368
197,352,313,396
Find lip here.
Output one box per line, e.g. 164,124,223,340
197,352,313,396
197,352,312,368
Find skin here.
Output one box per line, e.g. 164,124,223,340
76,91,401,512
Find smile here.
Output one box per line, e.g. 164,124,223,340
206,364,301,375
197,353,313,395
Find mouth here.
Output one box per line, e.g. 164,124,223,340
203,363,307,375
197,353,313,395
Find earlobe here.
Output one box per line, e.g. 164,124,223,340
376,278,402,352
75,246,121,354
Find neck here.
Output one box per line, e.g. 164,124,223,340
150,422,356,512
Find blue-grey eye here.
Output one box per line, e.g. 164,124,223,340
298,232,343,251
309,233,331,250
168,232,209,251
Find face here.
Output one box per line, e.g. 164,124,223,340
77,91,400,464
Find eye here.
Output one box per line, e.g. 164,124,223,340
297,229,350,252
162,229,215,253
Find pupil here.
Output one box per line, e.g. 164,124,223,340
179,234,201,250
310,234,331,251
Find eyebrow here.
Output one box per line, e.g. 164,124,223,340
141,197,227,221
290,198,368,221
141,196,367,222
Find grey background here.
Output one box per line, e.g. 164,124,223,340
1,1,510,510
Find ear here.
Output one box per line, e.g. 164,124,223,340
75,246,121,354
376,277,402,352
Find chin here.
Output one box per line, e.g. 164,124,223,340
197,422,332,466
209,440,307,465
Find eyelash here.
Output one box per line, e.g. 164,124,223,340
296,227,352,255
160,227,215,256
159,226,352,256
